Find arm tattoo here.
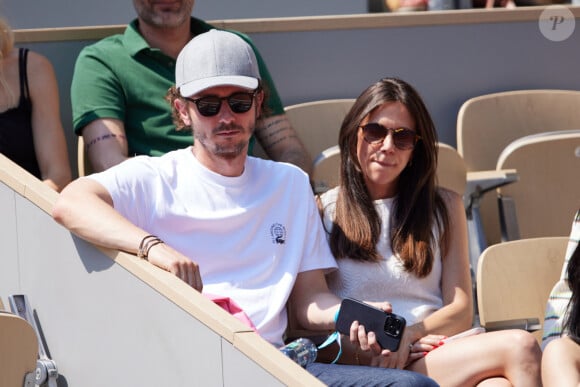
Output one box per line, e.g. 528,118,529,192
85,133,127,150
265,118,285,129
257,118,297,149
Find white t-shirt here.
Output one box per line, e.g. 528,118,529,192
89,147,337,346
320,187,443,325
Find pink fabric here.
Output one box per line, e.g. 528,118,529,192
205,293,257,332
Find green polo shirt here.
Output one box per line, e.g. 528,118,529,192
71,17,284,157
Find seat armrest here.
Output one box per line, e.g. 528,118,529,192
464,169,520,289
483,317,541,332
464,169,518,210
465,169,519,198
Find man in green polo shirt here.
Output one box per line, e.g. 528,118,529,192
71,0,312,174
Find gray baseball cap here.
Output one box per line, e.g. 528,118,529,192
176,29,260,98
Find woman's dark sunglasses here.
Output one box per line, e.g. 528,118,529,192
359,123,421,150
184,90,258,117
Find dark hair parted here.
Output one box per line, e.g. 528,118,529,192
327,77,449,278
165,81,270,132
564,216,580,340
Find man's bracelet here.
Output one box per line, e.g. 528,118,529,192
137,235,164,260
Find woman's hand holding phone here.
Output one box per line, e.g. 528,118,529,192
336,298,406,352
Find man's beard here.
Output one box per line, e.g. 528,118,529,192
212,142,247,160
134,0,194,29
194,123,252,160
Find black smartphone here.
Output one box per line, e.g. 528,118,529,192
335,297,406,352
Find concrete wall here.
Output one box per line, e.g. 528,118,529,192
250,18,579,146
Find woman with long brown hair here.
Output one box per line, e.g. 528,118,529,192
319,77,542,386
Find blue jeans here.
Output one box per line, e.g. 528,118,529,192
306,362,439,387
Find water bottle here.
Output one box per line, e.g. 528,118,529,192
279,338,318,367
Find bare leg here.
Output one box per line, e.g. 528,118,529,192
542,336,580,387
407,330,541,387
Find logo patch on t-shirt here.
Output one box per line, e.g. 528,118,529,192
270,223,286,244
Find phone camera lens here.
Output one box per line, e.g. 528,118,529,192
384,316,402,337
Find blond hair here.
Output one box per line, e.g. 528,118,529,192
0,17,16,106
0,17,14,57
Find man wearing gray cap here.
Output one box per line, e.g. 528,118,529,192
53,30,437,387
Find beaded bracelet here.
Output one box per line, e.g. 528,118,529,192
137,235,164,260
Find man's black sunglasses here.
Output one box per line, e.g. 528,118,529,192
183,90,258,117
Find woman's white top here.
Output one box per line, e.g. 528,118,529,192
320,187,443,325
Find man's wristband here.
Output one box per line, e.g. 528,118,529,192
137,235,164,260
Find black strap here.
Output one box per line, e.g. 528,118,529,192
18,47,30,103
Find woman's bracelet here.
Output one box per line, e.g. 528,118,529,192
137,235,164,260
